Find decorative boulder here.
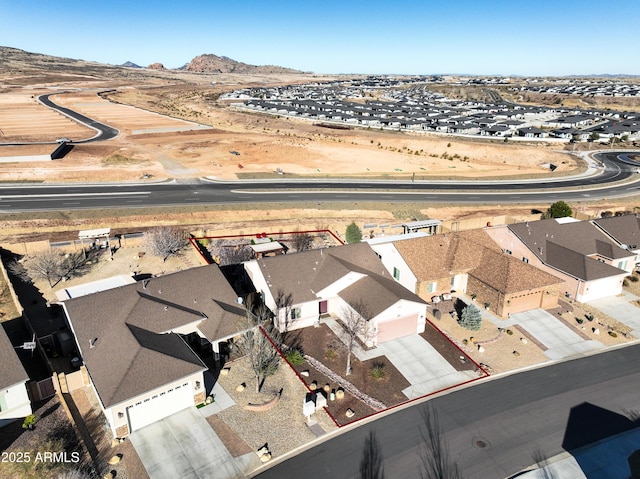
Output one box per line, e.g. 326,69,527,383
310,381,317,391
335,388,345,399
520,338,528,344
346,408,355,418
323,383,331,393
236,383,245,392
477,345,485,353
301,370,310,377
220,367,230,376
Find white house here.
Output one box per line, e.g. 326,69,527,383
244,242,427,347
0,326,32,428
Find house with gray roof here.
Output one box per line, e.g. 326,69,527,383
244,242,427,346
0,326,32,428
60,264,247,437
485,217,634,302
592,214,640,266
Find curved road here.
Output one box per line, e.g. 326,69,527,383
1,151,639,212
38,92,119,142
255,343,640,479
0,93,638,212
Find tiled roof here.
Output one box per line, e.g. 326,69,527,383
63,265,245,408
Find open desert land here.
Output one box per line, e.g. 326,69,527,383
0,90,94,142
0,79,581,183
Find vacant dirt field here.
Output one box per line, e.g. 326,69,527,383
0,90,93,142
0,80,580,183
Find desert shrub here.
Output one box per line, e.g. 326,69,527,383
609,331,618,338
285,348,304,365
506,329,513,335
585,314,594,321
325,346,338,360
370,362,386,379
433,309,442,320
576,318,584,324
627,275,639,283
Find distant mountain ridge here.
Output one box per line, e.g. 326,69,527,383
0,45,304,75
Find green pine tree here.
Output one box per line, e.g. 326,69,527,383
346,222,362,244
459,304,482,331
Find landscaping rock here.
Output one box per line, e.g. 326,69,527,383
310,381,317,391
346,408,355,418
323,383,331,393
301,370,310,377
520,338,528,344
593,328,600,335
477,345,485,353
335,388,344,399
220,367,230,376
513,350,520,357
236,383,245,392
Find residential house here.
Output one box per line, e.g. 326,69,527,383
592,214,640,265
371,230,562,318
244,242,427,346
60,265,247,437
0,326,31,428
486,217,635,302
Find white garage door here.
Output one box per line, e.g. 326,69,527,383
127,382,193,432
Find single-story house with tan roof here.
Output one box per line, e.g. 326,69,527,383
60,264,247,437
0,326,32,428
592,214,640,266
486,217,634,302
243,242,427,346
370,229,563,318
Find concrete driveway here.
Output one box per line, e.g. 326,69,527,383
512,309,605,360
129,407,250,479
377,335,477,399
588,292,640,336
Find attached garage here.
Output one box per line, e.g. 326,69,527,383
126,382,193,432
377,314,418,344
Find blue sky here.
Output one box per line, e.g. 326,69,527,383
2,0,639,75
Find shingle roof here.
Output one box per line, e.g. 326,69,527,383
0,325,29,389
592,214,640,250
63,264,245,408
508,219,631,281
254,242,391,305
339,272,425,318
394,229,562,293
470,248,563,294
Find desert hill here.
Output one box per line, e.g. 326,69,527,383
0,46,304,78
184,53,303,74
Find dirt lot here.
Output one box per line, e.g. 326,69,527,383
0,80,579,183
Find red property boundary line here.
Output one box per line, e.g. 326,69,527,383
261,319,489,428
189,229,345,265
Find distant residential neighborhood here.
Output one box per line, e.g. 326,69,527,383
222,77,640,143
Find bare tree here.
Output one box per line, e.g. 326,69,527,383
292,231,313,252
341,300,371,376
145,226,188,262
8,250,95,288
418,405,461,479
273,288,293,332
236,303,283,393
360,430,385,479
210,240,253,266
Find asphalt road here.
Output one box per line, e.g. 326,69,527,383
0,94,639,212
37,92,119,142
1,151,639,212
255,343,640,479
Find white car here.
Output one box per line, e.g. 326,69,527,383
56,137,71,143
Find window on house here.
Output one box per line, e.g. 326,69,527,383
290,307,301,320
393,267,400,280
428,282,437,293
617,260,628,270
0,394,6,412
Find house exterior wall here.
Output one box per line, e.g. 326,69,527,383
486,226,627,302
0,381,32,427
104,370,204,438
369,243,417,293
576,274,626,302
416,276,453,301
